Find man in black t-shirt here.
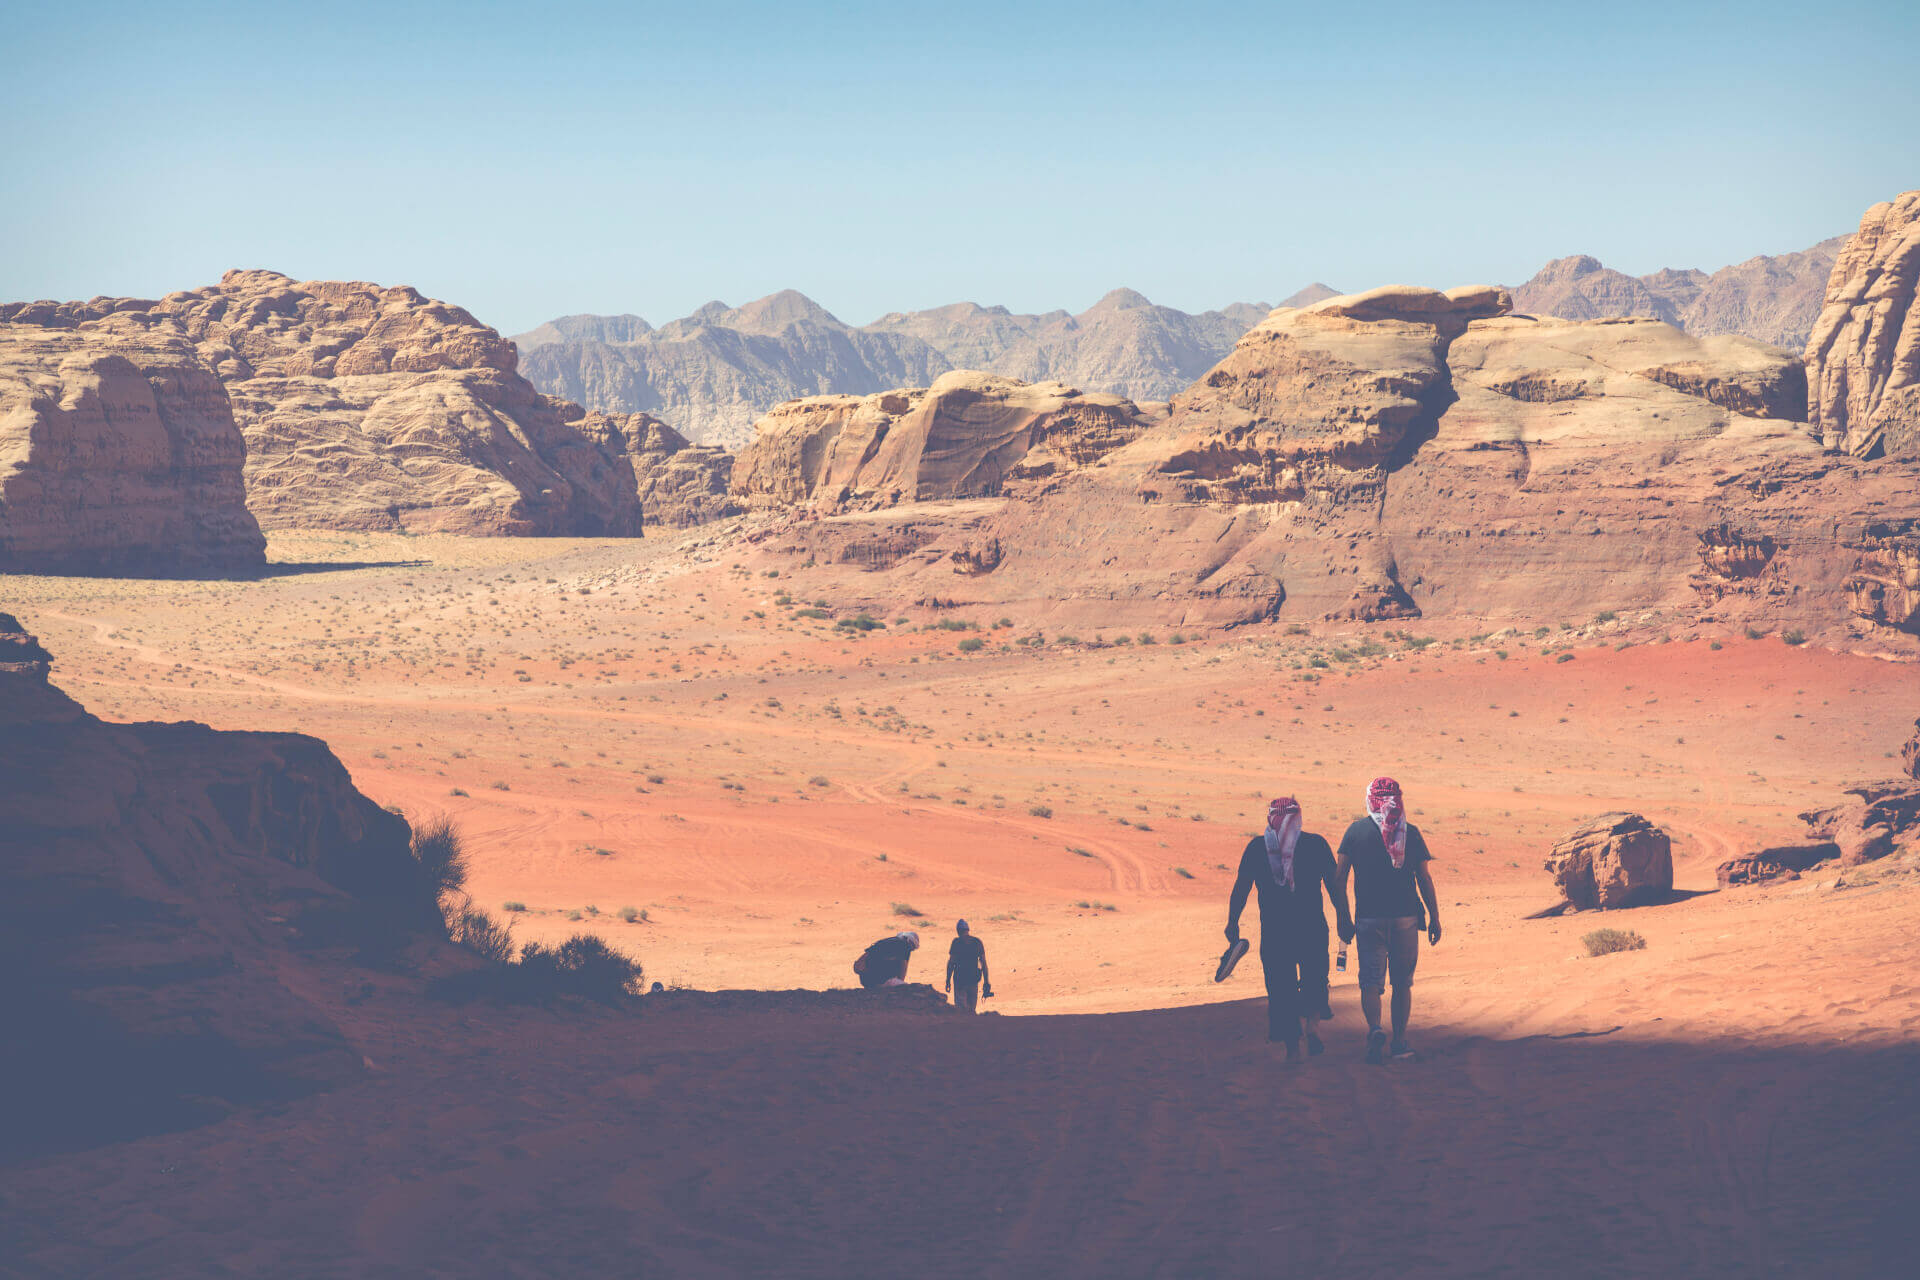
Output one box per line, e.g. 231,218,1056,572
1333,777,1442,1064
944,919,991,1013
854,931,919,990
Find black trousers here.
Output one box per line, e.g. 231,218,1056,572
1262,932,1330,1043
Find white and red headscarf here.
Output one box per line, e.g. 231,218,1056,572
1264,797,1302,889
1367,776,1407,868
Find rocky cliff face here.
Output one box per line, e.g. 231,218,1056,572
3,271,645,535
565,406,741,529
732,371,1152,512
731,284,1920,640
0,611,439,1155
1805,191,1920,460
515,288,1276,449
0,325,265,572
1513,237,1848,351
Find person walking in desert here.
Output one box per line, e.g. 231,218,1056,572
1224,797,1349,1062
1334,777,1442,1064
944,919,991,1013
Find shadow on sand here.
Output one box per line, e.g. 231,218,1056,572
0,558,431,582
3,989,1915,1278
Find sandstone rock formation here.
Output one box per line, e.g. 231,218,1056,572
1513,236,1848,350
570,406,740,529
0,325,265,572
516,288,1277,448
1805,191,1920,460
732,372,1152,511
3,271,645,535
1845,522,1920,633
1800,781,1920,865
0,612,440,1154
1715,843,1839,887
729,281,1920,637
1545,813,1674,909
1904,718,1920,782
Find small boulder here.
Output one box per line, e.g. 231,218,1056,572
1546,812,1674,909
1715,842,1839,887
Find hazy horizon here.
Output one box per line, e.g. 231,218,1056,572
8,1,1917,336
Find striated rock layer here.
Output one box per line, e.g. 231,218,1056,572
732,371,1154,511
1805,190,1920,460
0,611,439,1155
729,284,1920,640
0,325,265,572
3,271,646,535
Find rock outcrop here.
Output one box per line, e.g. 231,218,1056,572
516,288,1275,448
728,281,1920,637
1513,236,1848,351
3,271,646,535
1904,719,1920,782
1545,813,1674,909
1800,781,1920,866
0,325,265,572
0,611,440,1155
577,408,741,529
732,372,1152,511
1715,843,1840,887
1845,522,1920,633
1805,191,1920,460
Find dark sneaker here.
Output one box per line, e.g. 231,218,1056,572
1365,1029,1387,1065
1390,1040,1418,1062
1306,1032,1325,1057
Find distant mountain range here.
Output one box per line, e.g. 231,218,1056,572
1510,236,1847,352
514,285,1338,448
514,236,1843,451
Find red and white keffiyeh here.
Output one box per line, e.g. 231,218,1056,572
1265,797,1302,889
1367,776,1407,868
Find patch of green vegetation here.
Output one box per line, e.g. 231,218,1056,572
1583,928,1646,957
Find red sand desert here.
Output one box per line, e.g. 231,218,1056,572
3,529,1916,1276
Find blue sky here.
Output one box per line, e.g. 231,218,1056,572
6,1,1916,335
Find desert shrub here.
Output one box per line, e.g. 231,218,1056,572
1583,928,1646,957
1782,629,1807,646
618,906,640,922
511,935,645,1003
891,901,924,917
836,614,884,631
1555,653,1575,663
1745,625,1767,640
1174,867,1194,879
503,900,528,913
1028,804,1053,819
795,607,830,619
808,774,831,788
935,619,976,631
957,637,985,652
1595,610,1617,624
447,906,516,964
411,815,468,917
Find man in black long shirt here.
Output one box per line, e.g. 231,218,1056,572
1226,797,1352,1061
1333,777,1442,1064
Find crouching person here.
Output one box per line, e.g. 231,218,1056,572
854,930,920,989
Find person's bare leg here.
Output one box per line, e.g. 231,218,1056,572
1361,988,1383,1033
1391,984,1411,1042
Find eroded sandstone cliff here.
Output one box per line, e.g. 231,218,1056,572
0,325,265,572
3,272,646,535
731,283,1920,640
1805,190,1920,461
732,371,1154,511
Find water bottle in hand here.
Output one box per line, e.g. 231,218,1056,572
1336,942,1348,973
